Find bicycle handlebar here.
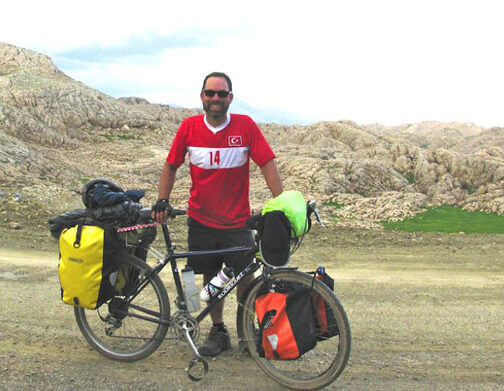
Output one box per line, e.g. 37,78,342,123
139,207,186,219
139,200,323,226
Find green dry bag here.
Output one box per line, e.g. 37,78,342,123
262,191,309,238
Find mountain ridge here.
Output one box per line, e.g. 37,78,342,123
1,42,503,230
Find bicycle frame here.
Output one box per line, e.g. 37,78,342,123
127,222,259,327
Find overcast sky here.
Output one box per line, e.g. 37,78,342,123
1,0,503,127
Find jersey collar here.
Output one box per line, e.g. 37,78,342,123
204,113,231,134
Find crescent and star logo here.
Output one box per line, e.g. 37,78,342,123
228,136,243,146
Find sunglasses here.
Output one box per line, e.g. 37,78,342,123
202,89,231,98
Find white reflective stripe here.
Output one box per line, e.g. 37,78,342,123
187,146,249,169
267,334,279,350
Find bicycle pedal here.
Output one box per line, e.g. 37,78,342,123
185,356,209,382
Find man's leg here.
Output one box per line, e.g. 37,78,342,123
199,271,254,357
237,273,254,300
204,272,225,324
198,272,232,357
187,219,231,357
198,226,255,357
203,270,253,324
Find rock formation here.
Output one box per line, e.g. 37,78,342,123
1,41,503,229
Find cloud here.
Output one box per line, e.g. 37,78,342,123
2,0,504,127
0,0,251,52
53,33,212,65
231,99,312,125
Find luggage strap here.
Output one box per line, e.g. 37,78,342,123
117,222,159,232
73,221,84,248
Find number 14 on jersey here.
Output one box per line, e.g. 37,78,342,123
209,150,221,165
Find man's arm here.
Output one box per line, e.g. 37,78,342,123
152,161,178,222
261,159,283,198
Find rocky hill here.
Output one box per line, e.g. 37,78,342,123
1,42,503,231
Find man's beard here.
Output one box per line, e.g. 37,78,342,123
203,101,229,119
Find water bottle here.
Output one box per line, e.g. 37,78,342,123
200,267,234,302
181,266,201,312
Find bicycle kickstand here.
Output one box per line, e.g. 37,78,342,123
183,323,209,381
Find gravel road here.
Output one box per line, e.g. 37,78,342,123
1,230,503,390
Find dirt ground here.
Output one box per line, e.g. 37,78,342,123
0,225,503,391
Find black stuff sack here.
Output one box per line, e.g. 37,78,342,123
58,222,119,309
258,210,292,267
255,286,317,360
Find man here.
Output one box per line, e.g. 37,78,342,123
152,72,283,357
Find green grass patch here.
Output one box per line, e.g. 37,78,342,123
382,205,504,234
406,173,415,184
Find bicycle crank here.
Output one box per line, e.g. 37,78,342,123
180,319,208,381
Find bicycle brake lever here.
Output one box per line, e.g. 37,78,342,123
314,208,326,227
307,200,326,227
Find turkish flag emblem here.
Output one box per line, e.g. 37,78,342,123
228,136,243,146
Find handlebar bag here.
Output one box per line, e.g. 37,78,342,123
58,222,119,309
255,286,317,360
258,210,291,267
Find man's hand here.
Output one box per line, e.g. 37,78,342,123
151,199,173,223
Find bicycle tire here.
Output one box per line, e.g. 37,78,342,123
236,269,351,390
74,252,170,362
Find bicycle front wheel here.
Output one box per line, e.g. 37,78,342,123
74,252,170,362
237,269,351,390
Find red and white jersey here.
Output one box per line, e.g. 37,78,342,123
167,114,275,228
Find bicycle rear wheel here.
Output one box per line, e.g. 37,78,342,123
74,252,170,362
237,269,351,390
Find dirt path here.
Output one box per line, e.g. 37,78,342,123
1,233,503,390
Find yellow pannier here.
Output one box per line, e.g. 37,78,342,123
58,223,118,309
